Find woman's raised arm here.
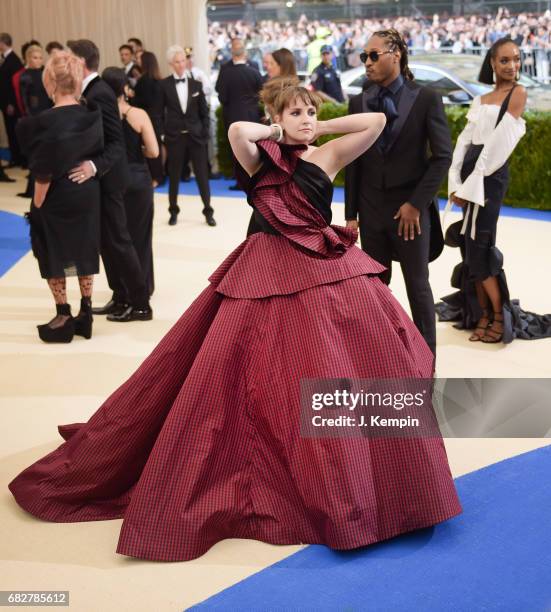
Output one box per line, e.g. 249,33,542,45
305,113,386,180
228,121,281,176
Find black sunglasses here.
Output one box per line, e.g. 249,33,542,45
359,50,394,64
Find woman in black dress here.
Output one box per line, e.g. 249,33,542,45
17,44,52,199
440,37,551,343
103,67,159,297
132,51,164,186
16,51,103,343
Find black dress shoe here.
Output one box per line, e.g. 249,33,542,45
91,299,128,315
17,192,32,198
228,184,241,191
0,173,15,183
205,215,217,227
107,305,153,322
168,213,178,226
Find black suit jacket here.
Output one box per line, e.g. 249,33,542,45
345,79,451,261
82,76,129,193
215,62,263,126
160,75,209,145
0,51,23,110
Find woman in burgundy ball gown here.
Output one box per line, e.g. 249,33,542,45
9,80,461,562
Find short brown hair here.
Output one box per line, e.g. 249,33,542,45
43,50,84,98
67,39,99,71
261,76,321,118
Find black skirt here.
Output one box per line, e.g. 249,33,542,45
29,177,101,278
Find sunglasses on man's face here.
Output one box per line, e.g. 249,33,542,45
360,50,394,64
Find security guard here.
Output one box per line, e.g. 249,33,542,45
310,45,345,103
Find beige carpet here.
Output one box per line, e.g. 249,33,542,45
1,168,550,610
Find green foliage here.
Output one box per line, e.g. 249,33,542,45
216,102,551,210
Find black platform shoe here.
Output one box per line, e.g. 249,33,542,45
74,297,93,339
37,304,74,343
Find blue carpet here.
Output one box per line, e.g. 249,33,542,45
189,445,551,611
0,210,30,276
156,179,551,223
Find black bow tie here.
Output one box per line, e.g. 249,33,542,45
174,77,186,84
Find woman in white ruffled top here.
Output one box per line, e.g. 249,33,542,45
445,37,527,343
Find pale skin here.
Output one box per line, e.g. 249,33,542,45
346,34,421,242
450,41,527,342
27,50,44,69
228,96,386,197
119,47,133,67
264,54,280,79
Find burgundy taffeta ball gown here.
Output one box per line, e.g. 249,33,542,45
9,141,462,561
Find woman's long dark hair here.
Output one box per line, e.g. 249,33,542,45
101,66,127,98
478,37,518,84
140,51,161,80
272,48,297,78
373,28,414,81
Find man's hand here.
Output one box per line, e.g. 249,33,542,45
69,161,96,184
346,219,359,230
394,202,421,241
450,193,469,208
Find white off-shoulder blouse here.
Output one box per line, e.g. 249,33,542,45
445,95,526,239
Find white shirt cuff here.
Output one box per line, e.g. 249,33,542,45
454,169,485,207
89,161,97,175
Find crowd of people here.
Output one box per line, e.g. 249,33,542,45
1,16,550,349
0,34,218,342
209,8,551,80
5,17,551,567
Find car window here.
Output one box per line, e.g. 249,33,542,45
411,67,462,97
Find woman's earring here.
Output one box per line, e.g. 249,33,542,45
516,70,520,81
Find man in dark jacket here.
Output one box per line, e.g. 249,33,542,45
0,32,23,166
67,39,151,322
215,37,263,191
345,29,452,357
160,45,215,227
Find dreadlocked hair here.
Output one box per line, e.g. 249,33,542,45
373,28,414,81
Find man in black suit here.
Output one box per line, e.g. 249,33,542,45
0,33,23,166
160,45,215,227
67,39,151,322
216,38,263,191
345,29,452,357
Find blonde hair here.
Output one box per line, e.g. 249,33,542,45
261,76,322,119
42,50,83,98
25,44,43,64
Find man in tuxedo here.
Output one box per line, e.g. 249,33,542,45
345,29,452,356
215,37,263,191
0,33,23,167
67,39,151,322
160,45,215,227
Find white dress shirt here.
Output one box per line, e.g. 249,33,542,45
173,72,188,114
82,71,99,94
124,61,134,75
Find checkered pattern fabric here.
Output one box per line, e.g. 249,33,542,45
9,143,461,561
